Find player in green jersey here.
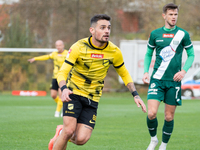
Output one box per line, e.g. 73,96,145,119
28,40,68,117
142,3,195,150
48,14,146,150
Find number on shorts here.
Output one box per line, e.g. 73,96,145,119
175,87,180,99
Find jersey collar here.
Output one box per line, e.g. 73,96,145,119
163,26,177,32
88,36,109,50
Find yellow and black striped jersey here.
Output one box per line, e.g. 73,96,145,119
34,50,68,78
57,36,132,102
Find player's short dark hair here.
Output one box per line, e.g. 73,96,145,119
90,14,111,27
163,3,179,14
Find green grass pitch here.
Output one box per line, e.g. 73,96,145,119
0,92,199,150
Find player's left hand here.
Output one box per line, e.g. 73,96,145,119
173,70,186,82
134,95,147,113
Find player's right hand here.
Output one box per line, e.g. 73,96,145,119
133,95,147,113
61,89,73,102
142,72,150,84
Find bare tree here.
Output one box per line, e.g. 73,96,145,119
1,0,200,48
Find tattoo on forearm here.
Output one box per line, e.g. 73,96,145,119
127,82,136,93
134,95,140,99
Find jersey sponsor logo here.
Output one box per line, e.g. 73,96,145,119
156,40,164,42
91,53,104,59
68,103,74,110
163,34,174,38
159,45,176,62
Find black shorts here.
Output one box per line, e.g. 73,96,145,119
50,79,59,91
63,94,98,129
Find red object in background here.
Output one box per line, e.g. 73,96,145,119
12,90,47,96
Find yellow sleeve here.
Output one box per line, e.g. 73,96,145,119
34,54,51,61
49,52,55,59
113,48,133,85
57,63,73,83
115,65,133,85
113,47,124,67
57,43,80,84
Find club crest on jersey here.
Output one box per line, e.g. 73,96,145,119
68,104,74,110
103,59,109,66
91,53,104,59
163,34,174,38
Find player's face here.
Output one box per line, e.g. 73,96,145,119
55,41,64,53
90,19,111,45
163,8,178,28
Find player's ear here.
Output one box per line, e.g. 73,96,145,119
89,27,94,34
162,13,166,19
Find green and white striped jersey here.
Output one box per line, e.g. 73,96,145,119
148,26,193,80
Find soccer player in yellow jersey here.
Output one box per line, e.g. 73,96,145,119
48,14,146,150
28,40,68,117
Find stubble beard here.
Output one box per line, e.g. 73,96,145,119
167,20,176,28
95,36,108,44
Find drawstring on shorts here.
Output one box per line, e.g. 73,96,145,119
88,98,91,105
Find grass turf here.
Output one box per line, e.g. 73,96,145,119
0,92,199,150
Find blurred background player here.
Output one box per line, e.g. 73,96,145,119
28,40,68,117
142,3,194,150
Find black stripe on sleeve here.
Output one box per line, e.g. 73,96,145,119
114,62,124,69
65,60,74,66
